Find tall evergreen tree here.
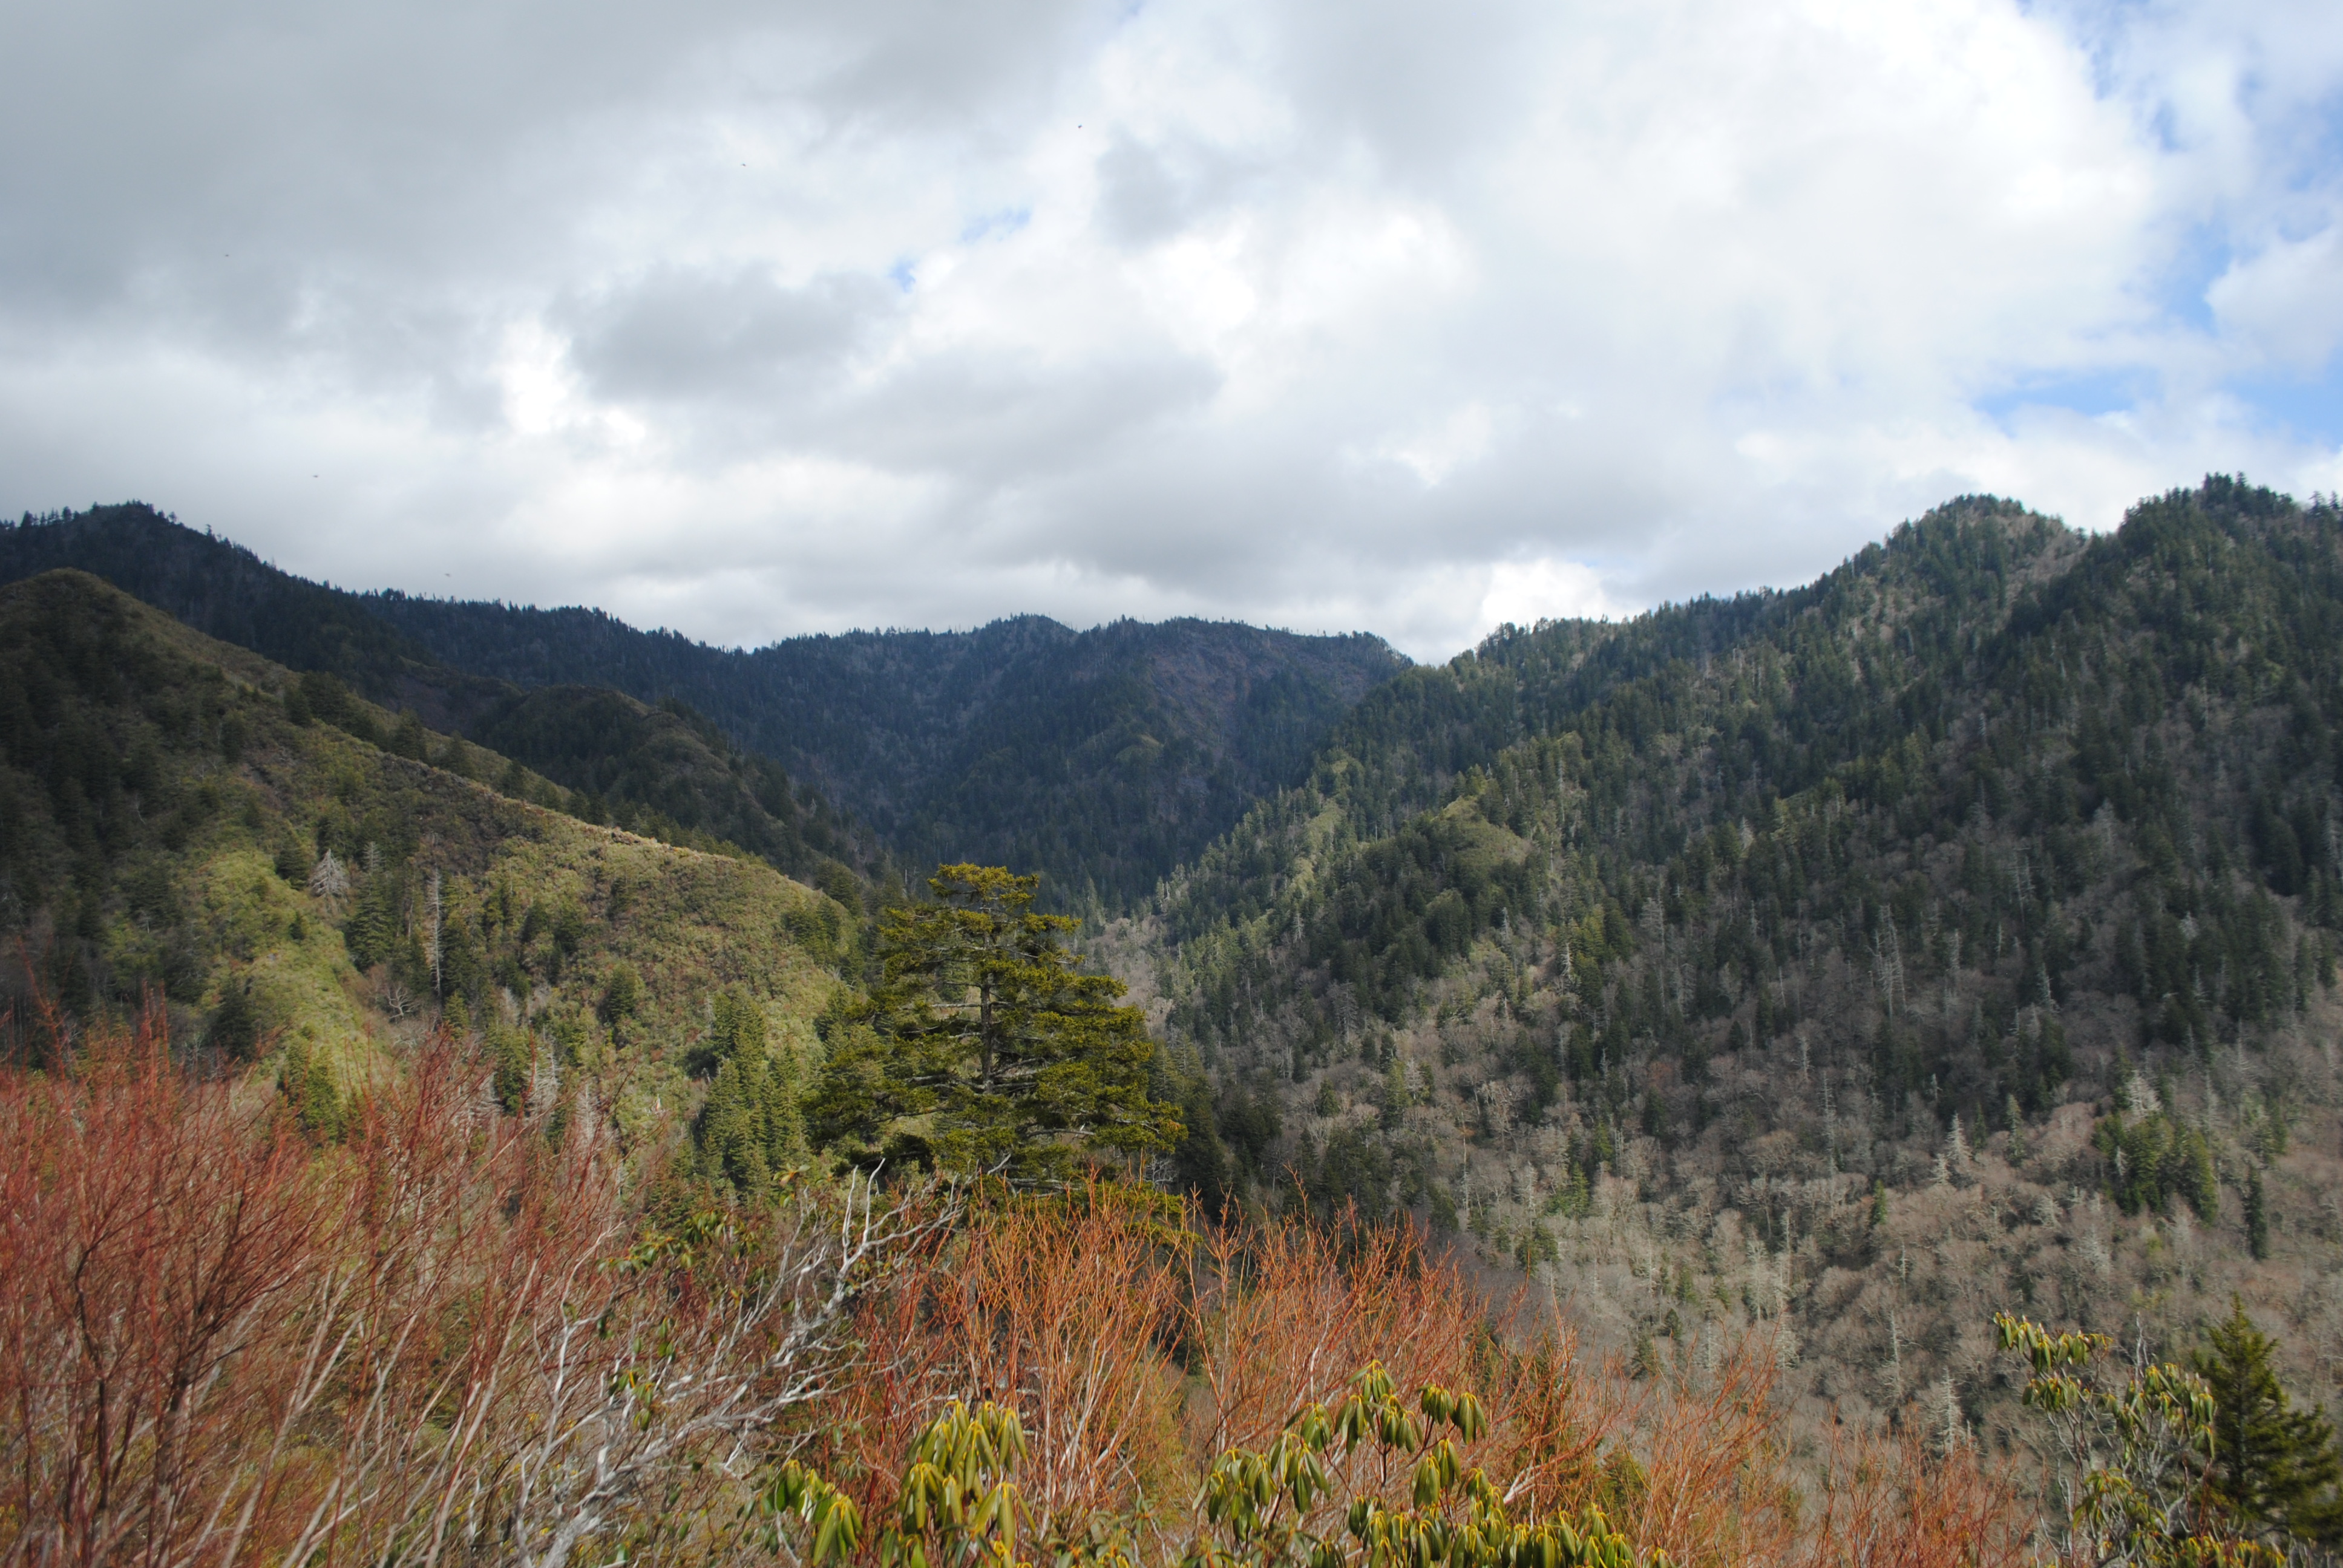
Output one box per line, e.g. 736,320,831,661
2190,1298,2343,1547
805,864,1179,1182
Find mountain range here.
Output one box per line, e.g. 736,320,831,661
0,505,1404,909
8,475,2343,1469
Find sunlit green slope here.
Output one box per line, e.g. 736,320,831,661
0,569,853,1146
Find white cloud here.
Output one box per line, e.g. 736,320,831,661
1478,558,1624,635
2,0,2340,661
2208,223,2343,373
1358,402,1496,488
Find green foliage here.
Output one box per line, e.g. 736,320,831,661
680,984,766,1077
1181,1362,1663,1568
389,708,428,760
207,977,263,1059
1167,1068,1238,1215
2095,1108,2220,1220
277,1031,345,1142
2246,1171,2270,1260
767,1370,1664,1568
341,856,425,981
809,866,1180,1182
2189,1299,2343,1547
693,1046,802,1200
1296,1125,1392,1222
766,1401,1063,1568
1997,1312,2278,1567
487,1020,536,1114
598,961,642,1027
683,985,804,1197
298,670,379,746
785,889,857,970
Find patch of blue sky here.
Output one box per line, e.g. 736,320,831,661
2282,87,2343,193
2227,362,2343,448
2025,0,2128,102
888,257,918,293
2150,219,2231,335
960,208,1032,244
1976,368,2151,427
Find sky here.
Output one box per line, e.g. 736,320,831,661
3,0,2341,661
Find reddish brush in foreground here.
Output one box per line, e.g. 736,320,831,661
806,1198,2030,1568
0,1010,944,1568
1801,1428,2033,1568
0,1009,2034,1567
0,998,321,1568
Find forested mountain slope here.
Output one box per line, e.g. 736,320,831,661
0,506,884,890
1,505,1405,907
364,593,1404,908
462,681,877,901
0,568,855,1166
1143,478,2343,1451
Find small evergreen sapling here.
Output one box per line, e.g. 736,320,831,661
2189,1299,2343,1548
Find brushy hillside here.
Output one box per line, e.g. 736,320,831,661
1138,479,2343,1463
0,569,854,1152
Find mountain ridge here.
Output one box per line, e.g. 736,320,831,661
1,505,1407,907
361,586,1407,905
1126,477,2343,1460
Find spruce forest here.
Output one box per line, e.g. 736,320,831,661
8,475,2343,1566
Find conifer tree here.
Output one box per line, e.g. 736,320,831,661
805,864,1180,1183
685,988,804,1197
696,1049,799,1198
2190,1298,2343,1547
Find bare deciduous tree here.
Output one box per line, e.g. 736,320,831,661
0,1010,950,1568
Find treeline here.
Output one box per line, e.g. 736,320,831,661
0,512,890,893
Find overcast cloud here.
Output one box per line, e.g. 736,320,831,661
3,0,2341,658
